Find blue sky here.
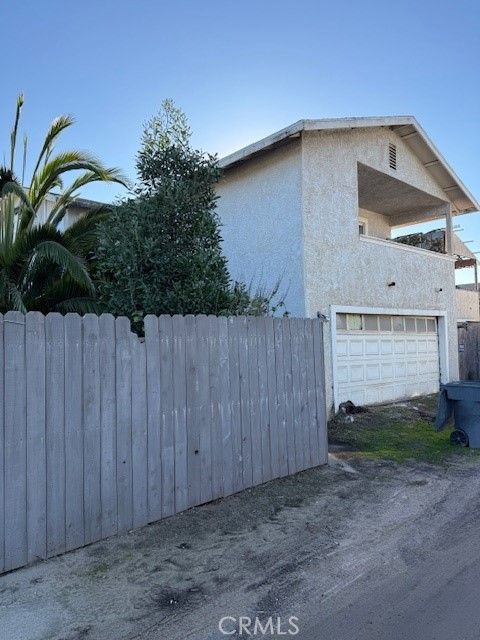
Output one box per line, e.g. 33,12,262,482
2,0,479,278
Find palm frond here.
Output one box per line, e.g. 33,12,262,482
21,134,28,186
6,280,27,313
29,152,126,213
30,114,74,181
10,93,24,170
62,207,111,256
33,240,94,292
46,171,121,227
0,179,36,219
33,275,98,314
0,191,17,249
55,296,101,314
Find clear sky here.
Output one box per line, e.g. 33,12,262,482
2,0,479,279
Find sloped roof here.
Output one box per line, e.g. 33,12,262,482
219,116,479,214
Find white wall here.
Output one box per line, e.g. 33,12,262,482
35,196,84,230
216,140,304,316
358,207,391,239
456,288,480,322
301,127,459,411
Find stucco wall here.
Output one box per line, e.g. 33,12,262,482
301,128,459,411
216,139,305,316
215,125,460,413
358,207,391,239
456,288,480,322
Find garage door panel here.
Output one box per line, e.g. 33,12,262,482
337,365,349,383
406,361,418,376
417,340,428,353
427,340,438,353
394,362,406,379
406,340,417,354
365,339,379,355
349,339,364,356
350,364,364,382
380,340,393,354
381,363,393,379
336,313,439,406
394,339,405,354
366,363,380,380
337,339,348,357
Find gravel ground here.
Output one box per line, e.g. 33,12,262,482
1,400,480,640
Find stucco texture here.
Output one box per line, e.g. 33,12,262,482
358,208,391,239
301,128,459,410
456,288,480,322
216,139,304,315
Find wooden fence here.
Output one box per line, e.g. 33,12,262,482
458,322,480,381
0,312,327,574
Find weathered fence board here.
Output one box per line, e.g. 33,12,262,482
238,317,253,489
64,313,83,552
26,312,46,563
4,311,27,571
273,318,288,478
313,319,328,466
45,313,65,558
227,317,243,494
172,316,188,513
99,313,117,539
185,314,201,508
458,322,480,381
145,314,162,522
0,312,327,574
132,335,148,529
84,314,102,545
116,317,133,533
159,315,175,518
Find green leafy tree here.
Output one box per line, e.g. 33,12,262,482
94,100,280,330
0,94,125,313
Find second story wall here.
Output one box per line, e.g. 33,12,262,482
216,139,305,316
301,127,459,403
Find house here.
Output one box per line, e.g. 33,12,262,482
215,116,479,411
36,193,107,230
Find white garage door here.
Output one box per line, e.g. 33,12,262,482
335,313,440,406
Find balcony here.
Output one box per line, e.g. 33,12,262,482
359,233,456,262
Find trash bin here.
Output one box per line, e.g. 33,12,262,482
435,382,480,448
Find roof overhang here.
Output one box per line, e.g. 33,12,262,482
219,116,479,215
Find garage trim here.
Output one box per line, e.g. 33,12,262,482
330,305,449,410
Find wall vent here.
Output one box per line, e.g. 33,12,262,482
388,143,397,170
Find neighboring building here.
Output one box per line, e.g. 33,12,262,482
215,116,479,411
394,228,480,323
36,193,107,230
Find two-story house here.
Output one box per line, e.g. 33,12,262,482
215,117,479,412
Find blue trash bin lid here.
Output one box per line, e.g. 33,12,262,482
444,381,480,401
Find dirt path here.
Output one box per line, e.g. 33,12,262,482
1,447,479,640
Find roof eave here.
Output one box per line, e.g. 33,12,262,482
218,116,479,215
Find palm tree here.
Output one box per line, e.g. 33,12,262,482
0,94,126,314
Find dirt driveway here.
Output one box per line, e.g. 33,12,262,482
2,396,480,640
